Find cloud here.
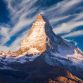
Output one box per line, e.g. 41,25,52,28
9,30,28,51
10,18,34,35
45,0,82,18
53,21,83,35
0,26,10,45
0,26,9,36
0,30,27,51
0,0,38,45
0,46,10,51
63,30,83,38
5,0,38,21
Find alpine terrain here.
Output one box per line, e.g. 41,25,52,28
0,14,83,83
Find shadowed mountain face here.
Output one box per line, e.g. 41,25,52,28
0,56,82,83
0,15,83,83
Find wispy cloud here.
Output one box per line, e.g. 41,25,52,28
0,0,40,51
5,0,38,21
63,30,83,38
53,21,83,35
0,26,10,45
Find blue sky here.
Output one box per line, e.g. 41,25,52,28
0,0,83,51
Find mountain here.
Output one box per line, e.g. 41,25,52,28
0,58,82,83
0,14,83,83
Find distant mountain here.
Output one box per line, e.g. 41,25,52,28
0,14,83,83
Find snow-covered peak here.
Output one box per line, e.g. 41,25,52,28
20,14,47,54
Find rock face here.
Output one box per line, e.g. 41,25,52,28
20,15,47,54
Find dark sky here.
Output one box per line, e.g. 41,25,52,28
0,0,10,24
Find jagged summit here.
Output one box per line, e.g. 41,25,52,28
36,14,45,21
20,14,47,55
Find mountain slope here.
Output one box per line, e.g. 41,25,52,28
0,56,82,83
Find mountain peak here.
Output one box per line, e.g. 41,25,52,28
33,14,46,26
36,14,45,21
20,15,72,55
20,15,47,55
